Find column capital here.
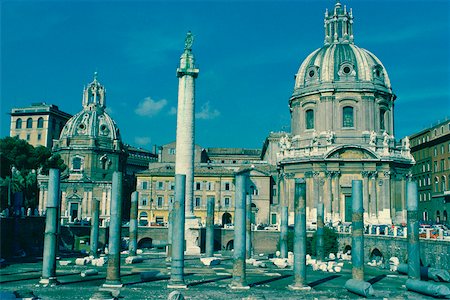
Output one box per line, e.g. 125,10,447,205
370,172,378,179
383,171,393,178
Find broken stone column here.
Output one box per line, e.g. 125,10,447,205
205,196,215,257
103,171,123,288
129,191,138,257
167,196,174,260
345,180,374,297
407,180,420,280
288,178,310,291
245,194,252,259
316,202,324,261
229,173,249,290
39,168,60,285
168,174,187,289
90,198,100,258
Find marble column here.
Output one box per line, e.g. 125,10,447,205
333,171,341,222
326,171,333,222
362,172,370,221
370,173,378,220
280,173,289,258
90,198,100,258
129,191,138,257
175,32,200,255
407,180,420,280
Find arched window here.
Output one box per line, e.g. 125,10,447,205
436,211,441,223
37,117,44,128
342,106,354,128
26,118,33,128
442,176,447,191
380,108,386,130
443,210,448,223
435,177,439,192
15,118,22,129
305,109,314,130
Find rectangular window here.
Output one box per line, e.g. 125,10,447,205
142,181,148,190
441,145,445,155
168,148,176,155
422,164,425,173
427,163,430,172
206,182,214,191
434,161,438,172
195,197,201,208
441,160,445,172
271,213,277,224
224,197,230,208
169,181,175,190
195,182,201,190
141,197,148,206
155,216,164,224
37,133,41,140
225,182,230,191
157,181,164,190
273,188,277,196
434,147,438,156
26,134,30,140
157,196,164,208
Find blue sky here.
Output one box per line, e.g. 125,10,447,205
1,0,449,150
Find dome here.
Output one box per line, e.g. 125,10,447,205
292,2,393,98
58,73,122,144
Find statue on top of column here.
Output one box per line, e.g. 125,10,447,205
185,31,194,51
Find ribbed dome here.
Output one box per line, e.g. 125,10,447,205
294,43,392,92
59,73,122,143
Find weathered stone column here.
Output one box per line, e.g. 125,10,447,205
279,173,289,258
362,172,370,221
167,196,174,260
90,198,100,258
326,171,333,222
407,180,420,280
316,202,324,261
103,171,123,288
40,168,60,285
245,194,252,259
288,178,311,291
205,196,215,257
175,32,201,255
370,173,378,219
128,191,138,257
344,180,373,297
229,173,249,290
332,171,341,221
168,174,187,289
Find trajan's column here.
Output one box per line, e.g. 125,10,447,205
175,31,201,254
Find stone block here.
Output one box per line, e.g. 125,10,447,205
200,257,221,266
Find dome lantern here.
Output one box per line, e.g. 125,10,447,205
82,72,106,109
324,1,354,45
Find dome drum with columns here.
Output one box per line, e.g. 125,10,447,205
277,2,414,226
38,74,127,223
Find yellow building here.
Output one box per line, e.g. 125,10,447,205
136,163,273,226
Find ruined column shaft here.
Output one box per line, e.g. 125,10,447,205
351,180,364,281
407,180,420,280
363,175,369,219
289,178,310,290
167,197,174,259
104,171,123,287
230,173,248,289
129,191,138,257
245,194,252,259
90,198,100,258
168,174,186,288
205,197,215,257
40,168,60,285
316,202,324,261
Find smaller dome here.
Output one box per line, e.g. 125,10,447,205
58,74,122,145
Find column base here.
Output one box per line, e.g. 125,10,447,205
89,290,115,300
102,281,123,289
185,217,201,255
288,284,312,291
167,281,188,289
39,277,59,286
228,282,250,290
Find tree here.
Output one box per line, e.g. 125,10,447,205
0,137,67,210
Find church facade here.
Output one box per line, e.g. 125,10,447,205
277,2,414,225
38,74,127,224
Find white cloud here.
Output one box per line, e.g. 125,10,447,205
135,97,168,117
134,136,151,146
168,106,177,115
195,102,220,120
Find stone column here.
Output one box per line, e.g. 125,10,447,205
288,178,311,291
380,171,392,223
407,180,420,280
168,175,187,288
326,171,333,222
129,191,138,257
40,168,60,285
245,194,252,259
333,171,341,222
175,32,201,255
316,202,324,261
370,172,378,220
90,198,100,258
362,172,370,221
205,196,215,257
103,171,123,288
280,173,289,259
167,196,174,260
345,180,374,297
229,173,249,290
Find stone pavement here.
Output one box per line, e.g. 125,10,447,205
0,250,445,299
